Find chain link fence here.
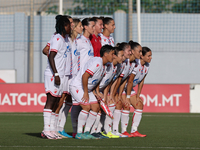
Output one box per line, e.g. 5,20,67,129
0,0,199,83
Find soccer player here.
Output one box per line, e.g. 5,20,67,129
42,15,74,56
41,16,71,139
89,17,104,57
77,18,95,69
102,42,132,138
69,45,115,139
100,17,115,47
126,46,152,137
113,41,142,137
90,46,124,138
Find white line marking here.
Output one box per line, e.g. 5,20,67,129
0,146,200,149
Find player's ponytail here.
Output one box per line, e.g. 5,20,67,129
129,40,140,50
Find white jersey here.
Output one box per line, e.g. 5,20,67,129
99,33,115,46
132,59,150,87
44,34,67,77
64,35,72,76
46,33,56,47
121,59,138,83
70,57,106,91
99,62,117,90
69,37,80,76
113,62,126,82
77,35,94,69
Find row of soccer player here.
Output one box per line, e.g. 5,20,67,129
41,15,152,140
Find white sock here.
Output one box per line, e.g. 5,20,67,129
57,102,65,131
43,109,52,131
84,111,97,132
131,109,143,133
57,102,72,131
71,105,82,133
104,104,115,133
77,110,89,133
54,113,59,131
90,113,101,134
50,112,56,131
112,109,121,133
121,110,130,133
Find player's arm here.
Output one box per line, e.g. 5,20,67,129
48,51,60,85
119,79,130,107
136,74,147,103
126,73,136,103
110,77,122,102
42,45,50,56
95,85,104,100
81,72,90,103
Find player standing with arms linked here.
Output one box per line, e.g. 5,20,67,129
41,16,71,139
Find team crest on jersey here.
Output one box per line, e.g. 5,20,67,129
92,79,98,85
76,89,79,93
88,50,94,56
51,76,53,82
96,64,99,67
54,89,57,94
74,49,80,56
104,39,106,42
57,38,59,41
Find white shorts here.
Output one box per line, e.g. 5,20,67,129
44,75,64,97
69,86,98,106
63,75,72,94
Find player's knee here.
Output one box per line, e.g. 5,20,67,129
91,104,100,112
135,101,143,110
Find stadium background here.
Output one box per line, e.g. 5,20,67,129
0,0,200,113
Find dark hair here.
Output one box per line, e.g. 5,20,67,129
129,40,140,50
63,15,72,19
142,47,151,56
55,16,70,35
102,17,114,26
114,46,123,56
91,17,103,23
81,18,95,31
55,15,62,23
100,45,114,57
116,42,130,51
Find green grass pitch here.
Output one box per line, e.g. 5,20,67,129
0,113,200,150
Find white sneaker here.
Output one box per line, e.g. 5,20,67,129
41,131,57,139
51,131,62,139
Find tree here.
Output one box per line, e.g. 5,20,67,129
172,0,200,13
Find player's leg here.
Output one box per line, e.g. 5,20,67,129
120,93,132,137
112,93,124,137
130,93,146,137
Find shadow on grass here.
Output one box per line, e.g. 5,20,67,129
25,133,41,138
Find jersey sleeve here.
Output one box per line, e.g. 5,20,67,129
50,36,62,53
85,59,101,76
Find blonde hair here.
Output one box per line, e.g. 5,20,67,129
71,18,81,41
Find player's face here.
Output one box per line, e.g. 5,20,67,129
106,50,115,62
65,24,71,35
74,22,83,34
95,19,103,34
133,45,142,59
69,18,74,30
142,51,152,63
116,50,124,64
87,21,95,35
123,45,132,59
105,20,115,34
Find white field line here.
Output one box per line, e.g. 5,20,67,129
0,146,200,149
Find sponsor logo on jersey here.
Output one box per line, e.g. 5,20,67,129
66,45,71,52
92,79,98,85
63,50,67,58
88,50,94,56
133,78,140,84
74,49,80,56
105,79,110,84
